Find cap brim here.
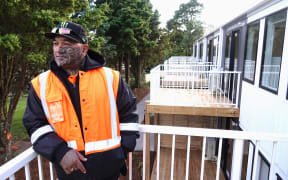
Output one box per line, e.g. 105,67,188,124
45,32,81,43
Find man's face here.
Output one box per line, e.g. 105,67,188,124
53,36,88,69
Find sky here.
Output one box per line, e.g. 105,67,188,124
150,0,264,30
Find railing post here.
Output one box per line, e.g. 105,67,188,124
49,162,54,180
144,102,151,180
25,164,31,180
268,142,277,180
143,132,146,180
37,155,44,180
230,139,244,180
129,152,132,180
235,72,241,107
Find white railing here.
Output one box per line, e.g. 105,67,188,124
150,64,241,107
164,56,200,64
140,125,288,180
162,63,218,72
1,125,288,180
0,147,55,180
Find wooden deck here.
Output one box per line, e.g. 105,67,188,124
150,148,225,180
149,89,239,118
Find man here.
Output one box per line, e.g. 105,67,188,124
23,21,139,180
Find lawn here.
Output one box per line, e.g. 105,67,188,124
11,96,29,140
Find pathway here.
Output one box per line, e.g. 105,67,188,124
135,93,154,151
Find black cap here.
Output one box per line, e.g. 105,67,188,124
45,21,88,44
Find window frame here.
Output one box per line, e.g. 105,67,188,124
243,20,260,84
286,84,288,100
276,173,283,180
224,34,232,70
259,9,287,94
200,43,203,59
250,141,271,180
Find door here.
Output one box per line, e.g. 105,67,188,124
223,30,240,102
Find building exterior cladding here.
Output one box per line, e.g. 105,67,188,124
193,0,288,179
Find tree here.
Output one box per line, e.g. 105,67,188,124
131,9,161,88
97,0,154,86
0,0,89,163
166,0,204,56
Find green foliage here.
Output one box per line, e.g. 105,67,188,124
104,0,153,56
166,0,204,56
0,34,21,54
72,3,109,52
26,52,46,64
0,0,92,161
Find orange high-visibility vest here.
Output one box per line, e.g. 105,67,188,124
31,67,121,155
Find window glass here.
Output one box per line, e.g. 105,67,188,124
287,85,288,99
225,34,231,70
213,37,218,65
243,21,260,83
256,153,270,180
233,31,239,71
260,10,286,92
200,43,203,59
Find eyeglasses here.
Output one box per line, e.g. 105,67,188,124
51,27,71,35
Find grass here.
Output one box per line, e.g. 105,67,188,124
11,96,29,140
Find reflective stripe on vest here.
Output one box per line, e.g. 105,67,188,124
30,125,54,144
37,68,120,152
39,71,51,121
103,67,118,140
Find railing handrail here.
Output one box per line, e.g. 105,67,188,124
139,125,288,142
0,147,37,179
1,125,288,180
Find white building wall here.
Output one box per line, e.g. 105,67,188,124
194,1,288,177
240,1,288,178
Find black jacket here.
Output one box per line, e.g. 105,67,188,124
23,50,138,179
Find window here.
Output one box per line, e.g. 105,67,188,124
256,153,270,180
225,34,231,70
260,10,286,93
276,173,283,180
250,142,271,180
287,85,288,99
213,37,219,65
200,43,203,59
243,21,260,83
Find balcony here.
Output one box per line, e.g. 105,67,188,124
149,63,241,117
1,125,288,180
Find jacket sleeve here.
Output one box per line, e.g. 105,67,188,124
23,84,71,163
116,76,139,154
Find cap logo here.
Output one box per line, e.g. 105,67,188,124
59,28,70,34
51,27,57,33
60,22,69,28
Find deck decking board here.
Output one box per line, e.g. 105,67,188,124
147,104,239,117
150,89,239,118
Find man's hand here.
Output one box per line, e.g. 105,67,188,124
60,150,87,174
